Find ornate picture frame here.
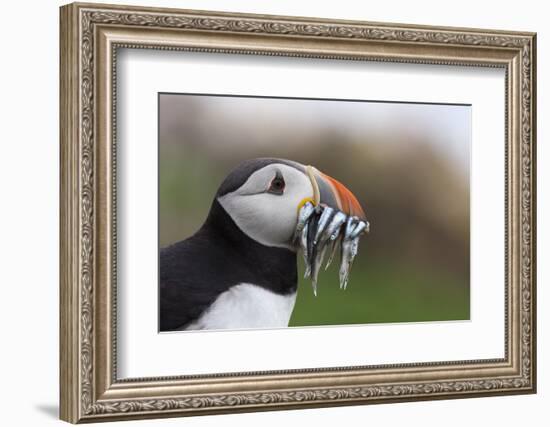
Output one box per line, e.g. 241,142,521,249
60,2,536,423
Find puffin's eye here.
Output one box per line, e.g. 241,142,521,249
268,172,285,195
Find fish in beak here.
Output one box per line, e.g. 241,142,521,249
295,165,370,296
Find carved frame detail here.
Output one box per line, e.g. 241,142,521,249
60,2,536,423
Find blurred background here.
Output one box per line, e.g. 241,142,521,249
159,93,470,326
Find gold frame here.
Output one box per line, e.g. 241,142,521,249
60,2,537,423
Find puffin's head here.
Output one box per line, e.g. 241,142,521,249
216,158,366,250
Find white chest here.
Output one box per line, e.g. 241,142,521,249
184,283,297,331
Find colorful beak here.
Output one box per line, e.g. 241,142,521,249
306,166,366,220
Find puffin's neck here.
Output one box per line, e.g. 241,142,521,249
199,200,298,295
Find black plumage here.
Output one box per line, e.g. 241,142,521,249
160,198,297,332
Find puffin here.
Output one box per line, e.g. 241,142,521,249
160,158,366,332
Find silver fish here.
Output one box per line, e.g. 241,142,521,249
325,211,347,242
305,210,321,280
294,202,315,242
344,216,357,241
311,240,329,295
325,233,341,270
313,206,334,245
339,236,360,290
294,201,368,295
307,210,320,267
300,221,311,278
350,220,368,239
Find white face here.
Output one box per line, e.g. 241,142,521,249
218,163,313,250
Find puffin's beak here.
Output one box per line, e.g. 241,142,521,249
305,165,366,221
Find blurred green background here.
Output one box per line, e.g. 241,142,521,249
159,94,470,326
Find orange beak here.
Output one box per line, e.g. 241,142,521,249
306,166,366,220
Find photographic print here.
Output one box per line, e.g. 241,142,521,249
60,4,536,421
159,93,471,332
